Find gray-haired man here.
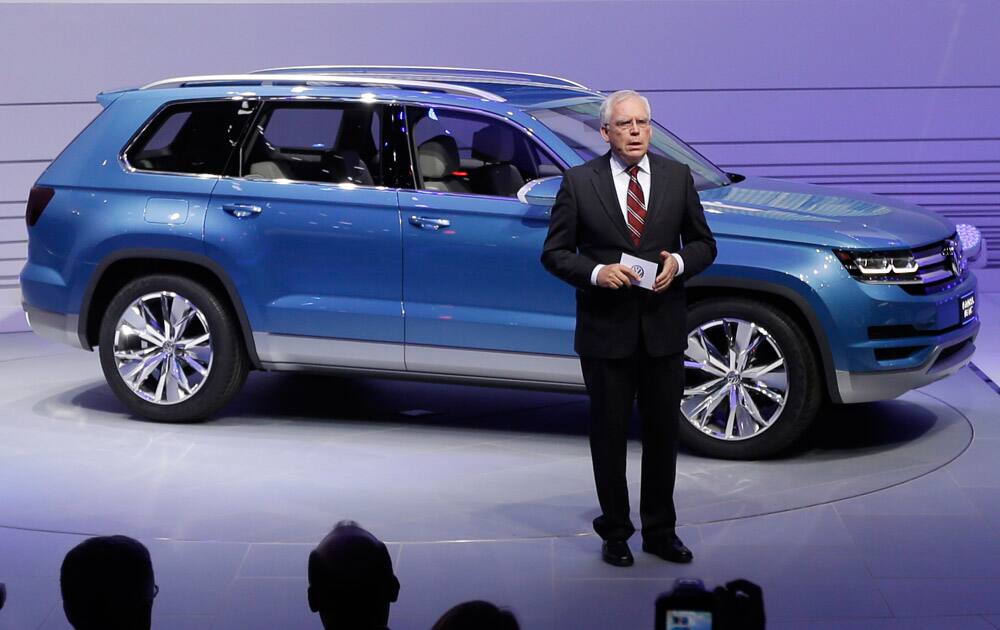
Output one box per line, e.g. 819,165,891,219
542,90,717,566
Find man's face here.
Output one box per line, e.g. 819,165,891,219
600,96,651,165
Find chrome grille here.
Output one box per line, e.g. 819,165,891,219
904,235,964,295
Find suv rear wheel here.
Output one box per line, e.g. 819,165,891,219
680,298,821,459
98,274,248,422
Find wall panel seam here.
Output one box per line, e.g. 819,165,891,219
0,101,94,107
692,137,1000,146
720,160,1000,167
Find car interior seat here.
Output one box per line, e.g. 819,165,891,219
417,135,471,193
248,160,293,180
470,124,526,197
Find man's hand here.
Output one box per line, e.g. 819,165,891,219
597,264,641,289
653,251,678,292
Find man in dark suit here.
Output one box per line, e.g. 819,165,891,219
541,90,717,567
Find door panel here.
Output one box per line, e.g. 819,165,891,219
399,105,577,379
208,179,402,343
205,100,403,368
401,191,574,357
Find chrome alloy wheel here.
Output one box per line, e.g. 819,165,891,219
112,291,214,405
682,318,789,441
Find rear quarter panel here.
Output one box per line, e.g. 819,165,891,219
26,94,212,314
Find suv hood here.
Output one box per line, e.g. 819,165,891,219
699,176,955,250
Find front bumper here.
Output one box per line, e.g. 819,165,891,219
22,303,89,350
833,318,978,403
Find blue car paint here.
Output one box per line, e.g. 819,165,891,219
20,77,979,403
400,189,575,356
206,178,404,342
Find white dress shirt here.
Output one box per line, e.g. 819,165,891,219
590,153,685,285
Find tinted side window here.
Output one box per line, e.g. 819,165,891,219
408,107,561,198
126,100,253,175
242,102,382,186
262,107,343,150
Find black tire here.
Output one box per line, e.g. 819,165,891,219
679,298,822,459
98,274,248,422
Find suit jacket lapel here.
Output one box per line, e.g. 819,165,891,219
591,153,634,247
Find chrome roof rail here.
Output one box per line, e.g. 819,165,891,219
251,65,591,90
294,72,596,95
139,73,506,102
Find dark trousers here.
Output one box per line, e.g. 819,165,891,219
580,346,683,543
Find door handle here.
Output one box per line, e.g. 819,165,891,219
409,216,451,230
223,203,263,219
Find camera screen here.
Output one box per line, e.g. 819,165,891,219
666,610,712,630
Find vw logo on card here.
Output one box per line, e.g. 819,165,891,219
631,264,644,278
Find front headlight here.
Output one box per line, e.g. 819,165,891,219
833,249,921,284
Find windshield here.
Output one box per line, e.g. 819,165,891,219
528,98,730,190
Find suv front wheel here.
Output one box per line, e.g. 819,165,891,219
98,274,248,422
680,298,822,459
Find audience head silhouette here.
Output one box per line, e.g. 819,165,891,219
432,600,520,630
308,520,400,630
60,535,156,630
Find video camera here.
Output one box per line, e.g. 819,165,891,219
655,578,765,630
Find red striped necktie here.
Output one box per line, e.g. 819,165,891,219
626,164,646,246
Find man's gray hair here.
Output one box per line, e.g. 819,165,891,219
600,90,652,127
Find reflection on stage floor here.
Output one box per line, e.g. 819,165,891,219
1,331,997,630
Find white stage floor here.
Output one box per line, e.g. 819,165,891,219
2,302,1000,629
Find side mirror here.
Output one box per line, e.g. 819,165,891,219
517,176,562,206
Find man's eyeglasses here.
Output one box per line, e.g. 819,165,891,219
608,118,650,131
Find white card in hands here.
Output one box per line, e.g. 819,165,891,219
619,253,658,290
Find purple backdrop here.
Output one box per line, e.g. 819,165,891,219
1,0,998,330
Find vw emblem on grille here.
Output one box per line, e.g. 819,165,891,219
631,264,644,278
942,239,967,276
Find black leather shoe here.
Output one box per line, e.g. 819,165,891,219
601,540,634,567
642,534,693,563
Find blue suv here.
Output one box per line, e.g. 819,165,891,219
20,66,982,459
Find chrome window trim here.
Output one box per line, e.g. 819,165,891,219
217,176,398,194
121,95,391,188
117,95,568,196
141,73,506,102
402,102,568,201
405,188,552,205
